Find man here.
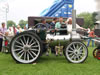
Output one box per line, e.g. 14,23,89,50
37,18,50,56
55,17,64,29
16,25,23,33
66,18,87,33
49,18,58,54
50,17,58,29
8,27,14,36
0,22,7,52
39,18,50,30
55,17,64,56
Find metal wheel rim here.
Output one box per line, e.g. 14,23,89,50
93,48,98,58
66,42,88,63
96,51,100,60
11,34,41,63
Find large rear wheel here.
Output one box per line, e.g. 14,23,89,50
10,32,42,64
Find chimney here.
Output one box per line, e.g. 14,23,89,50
72,9,76,30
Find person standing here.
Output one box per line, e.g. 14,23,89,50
13,25,17,35
0,22,7,52
8,27,14,36
87,28,95,47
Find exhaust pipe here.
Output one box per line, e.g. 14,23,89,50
71,9,81,40
72,9,76,31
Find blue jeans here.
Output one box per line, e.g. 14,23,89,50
87,38,94,47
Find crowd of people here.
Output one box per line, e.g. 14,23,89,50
0,17,97,56
0,22,28,52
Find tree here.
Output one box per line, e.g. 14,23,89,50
92,12,98,22
18,20,28,28
77,12,94,29
7,20,16,28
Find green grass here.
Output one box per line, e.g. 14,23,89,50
0,45,100,75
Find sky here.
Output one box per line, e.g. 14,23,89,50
0,0,97,24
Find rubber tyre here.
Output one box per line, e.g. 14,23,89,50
10,31,43,64
64,41,88,63
93,48,98,58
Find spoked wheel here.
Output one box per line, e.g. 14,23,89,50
96,50,100,60
93,48,98,58
10,32,42,64
64,41,88,63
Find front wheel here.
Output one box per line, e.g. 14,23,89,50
93,48,98,58
64,41,88,63
10,32,42,64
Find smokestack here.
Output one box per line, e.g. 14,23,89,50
72,9,76,30
71,9,81,40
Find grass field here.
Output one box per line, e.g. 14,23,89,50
0,45,100,75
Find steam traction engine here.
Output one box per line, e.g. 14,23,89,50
10,10,88,64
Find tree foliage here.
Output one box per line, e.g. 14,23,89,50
77,12,94,29
92,12,98,22
18,20,28,28
7,20,16,28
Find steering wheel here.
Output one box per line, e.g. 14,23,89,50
34,23,47,30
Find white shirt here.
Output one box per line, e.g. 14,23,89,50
7,27,14,36
87,28,90,33
67,24,81,33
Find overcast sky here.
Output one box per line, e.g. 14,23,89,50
0,0,97,24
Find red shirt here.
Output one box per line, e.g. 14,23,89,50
89,31,95,38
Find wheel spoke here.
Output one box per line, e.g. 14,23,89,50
73,44,76,50
68,50,73,53
17,50,24,55
27,52,29,61
68,52,74,56
31,45,39,48
29,38,34,45
78,46,83,51
69,47,74,51
26,37,29,45
71,54,75,59
31,51,37,56
30,42,36,46
79,52,85,55
24,51,26,60
20,39,25,46
19,52,24,59
79,54,84,58
13,49,22,51
23,36,26,44
76,44,79,50
77,55,80,60
28,51,34,59
30,49,38,51
74,55,77,61
15,45,23,49
15,41,22,45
